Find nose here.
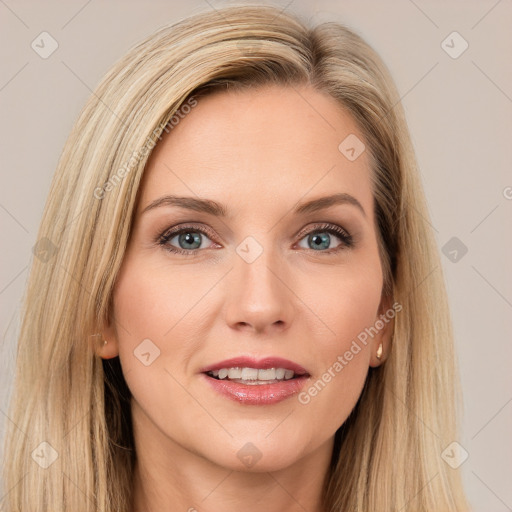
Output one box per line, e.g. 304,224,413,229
223,244,294,335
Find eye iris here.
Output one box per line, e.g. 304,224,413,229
179,232,201,250
309,232,330,250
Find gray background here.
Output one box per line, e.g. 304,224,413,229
1,1,511,510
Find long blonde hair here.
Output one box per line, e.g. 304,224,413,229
2,5,468,511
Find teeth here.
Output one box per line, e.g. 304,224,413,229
228,368,242,379
258,369,275,380
241,368,259,380
208,367,297,382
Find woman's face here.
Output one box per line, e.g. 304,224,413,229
104,84,392,472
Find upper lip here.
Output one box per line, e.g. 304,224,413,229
200,356,309,376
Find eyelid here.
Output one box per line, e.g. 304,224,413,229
295,222,351,241
162,223,217,239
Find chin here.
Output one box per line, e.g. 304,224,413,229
217,448,307,474
196,431,313,473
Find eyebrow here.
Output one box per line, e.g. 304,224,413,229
141,192,366,218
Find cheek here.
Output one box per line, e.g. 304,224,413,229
109,256,200,393
110,258,211,435
294,251,383,425
318,274,381,343
302,248,383,358
112,256,211,352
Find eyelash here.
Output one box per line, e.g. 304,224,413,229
157,223,354,256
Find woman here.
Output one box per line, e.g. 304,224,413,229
2,5,469,511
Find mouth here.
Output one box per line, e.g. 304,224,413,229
200,357,310,405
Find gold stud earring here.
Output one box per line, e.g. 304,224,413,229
376,343,383,360
103,339,108,345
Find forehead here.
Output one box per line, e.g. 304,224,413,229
137,85,374,218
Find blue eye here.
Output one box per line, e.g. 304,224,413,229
158,225,215,256
302,232,338,251
158,223,353,256
296,224,353,252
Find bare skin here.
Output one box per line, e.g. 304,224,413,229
99,84,393,512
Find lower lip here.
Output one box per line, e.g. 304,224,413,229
202,373,309,405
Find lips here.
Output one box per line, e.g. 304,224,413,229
200,356,310,405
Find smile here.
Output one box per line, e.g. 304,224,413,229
201,357,310,404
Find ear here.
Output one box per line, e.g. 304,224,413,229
369,292,396,368
93,313,120,360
